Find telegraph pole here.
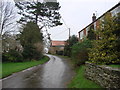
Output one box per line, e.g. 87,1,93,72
69,28,70,45
69,28,70,39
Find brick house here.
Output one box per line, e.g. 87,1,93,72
78,2,120,42
49,41,66,54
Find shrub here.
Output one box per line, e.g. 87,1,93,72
89,13,120,64
22,44,43,60
64,45,71,56
64,35,78,57
2,53,9,62
72,39,92,66
2,49,23,62
19,22,44,60
34,42,43,59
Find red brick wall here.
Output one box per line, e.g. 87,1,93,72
83,28,86,36
96,20,100,30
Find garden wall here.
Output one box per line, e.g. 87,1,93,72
85,62,120,88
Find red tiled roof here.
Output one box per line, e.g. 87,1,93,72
51,41,66,46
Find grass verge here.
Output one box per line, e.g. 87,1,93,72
108,65,120,68
1,56,49,79
68,65,102,88
56,55,102,88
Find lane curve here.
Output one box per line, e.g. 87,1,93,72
2,54,75,88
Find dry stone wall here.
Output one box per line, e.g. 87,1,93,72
85,62,120,88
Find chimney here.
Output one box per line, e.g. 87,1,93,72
92,13,96,22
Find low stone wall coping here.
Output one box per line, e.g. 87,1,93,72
85,62,120,88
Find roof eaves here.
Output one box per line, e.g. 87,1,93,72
78,2,120,33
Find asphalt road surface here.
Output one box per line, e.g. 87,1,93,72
2,54,75,88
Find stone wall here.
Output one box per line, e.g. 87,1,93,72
85,62,120,88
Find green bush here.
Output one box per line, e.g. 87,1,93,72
64,45,71,56
19,22,44,61
64,35,78,57
89,13,120,64
72,39,92,66
22,45,43,61
2,53,9,62
2,49,23,62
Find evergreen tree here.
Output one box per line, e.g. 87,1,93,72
15,1,62,28
89,13,120,64
113,13,120,54
64,35,78,56
20,22,43,60
69,35,78,46
87,25,96,40
20,22,43,47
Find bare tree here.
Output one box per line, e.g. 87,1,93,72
0,0,20,53
0,0,17,36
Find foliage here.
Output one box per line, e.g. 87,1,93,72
72,39,92,66
87,25,96,40
2,34,22,52
15,1,62,27
2,49,23,62
2,56,49,78
34,42,44,52
20,22,43,60
113,13,120,54
22,44,43,60
19,21,44,60
69,35,78,46
64,35,78,56
89,13,120,64
64,44,71,56
20,22,43,47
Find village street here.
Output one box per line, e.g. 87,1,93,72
1,0,120,89
2,54,75,88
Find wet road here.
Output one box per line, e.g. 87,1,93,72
2,54,75,88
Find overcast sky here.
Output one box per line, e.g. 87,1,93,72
48,0,119,41
7,0,120,41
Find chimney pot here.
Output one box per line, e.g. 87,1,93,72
92,13,96,22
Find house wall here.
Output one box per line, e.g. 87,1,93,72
111,5,120,16
96,20,100,30
78,3,120,42
80,30,84,40
86,27,89,36
83,28,86,36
